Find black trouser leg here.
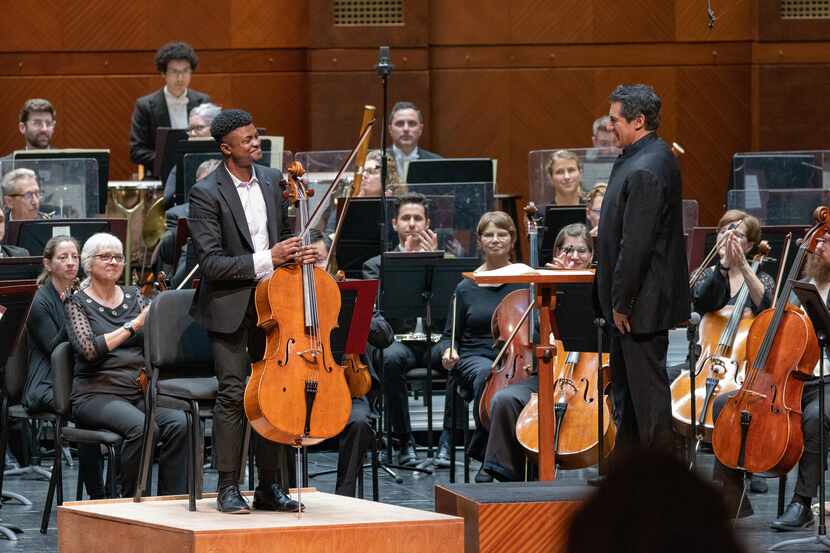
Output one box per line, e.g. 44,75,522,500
794,385,830,500
610,329,673,454
335,397,373,497
375,341,416,445
482,376,537,481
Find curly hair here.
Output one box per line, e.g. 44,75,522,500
210,109,253,143
609,84,662,131
154,41,199,73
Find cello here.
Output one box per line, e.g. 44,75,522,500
478,203,539,430
515,344,614,468
712,206,830,475
670,241,771,442
244,161,351,446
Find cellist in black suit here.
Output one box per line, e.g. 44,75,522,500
188,109,317,514
595,84,690,454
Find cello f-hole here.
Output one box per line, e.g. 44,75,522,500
580,377,594,404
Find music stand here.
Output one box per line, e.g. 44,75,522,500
7,218,128,258
13,149,110,214
381,253,480,468
153,128,188,182
771,281,830,551
333,198,385,279
406,158,493,185
0,258,42,282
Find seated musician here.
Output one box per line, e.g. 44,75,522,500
156,158,222,288
478,223,594,482
162,101,222,207
357,150,404,198
65,232,188,497
435,211,525,468
13,98,57,153
546,150,586,206
129,41,210,178
585,183,605,238
22,236,106,497
363,192,438,466
712,227,830,530
2,169,51,237
309,229,394,496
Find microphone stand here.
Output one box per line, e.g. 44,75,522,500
687,311,701,469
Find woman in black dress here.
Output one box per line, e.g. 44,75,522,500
433,211,525,468
65,232,188,497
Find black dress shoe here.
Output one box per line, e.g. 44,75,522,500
216,485,250,514
253,484,305,512
770,502,814,531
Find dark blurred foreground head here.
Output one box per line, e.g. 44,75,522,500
567,448,746,553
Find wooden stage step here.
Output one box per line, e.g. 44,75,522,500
58,489,463,553
434,481,594,553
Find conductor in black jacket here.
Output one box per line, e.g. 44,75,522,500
129,41,210,177
188,109,316,514
595,84,690,454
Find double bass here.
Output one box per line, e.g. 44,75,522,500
713,207,830,475
478,204,540,429
670,241,771,441
244,162,351,446
515,345,615,468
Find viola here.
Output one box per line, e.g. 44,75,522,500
243,161,351,446
712,207,830,475
670,241,771,442
479,203,540,430
515,346,614,468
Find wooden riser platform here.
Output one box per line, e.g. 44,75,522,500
58,489,463,553
435,481,594,553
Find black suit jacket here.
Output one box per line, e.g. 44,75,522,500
129,88,210,175
595,133,690,334
1,244,30,257
188,164,290,334
416,148,440,160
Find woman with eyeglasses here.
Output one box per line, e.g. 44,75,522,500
22,236,109,497
357,150,405,198
478,224,595,482
65,232,188,497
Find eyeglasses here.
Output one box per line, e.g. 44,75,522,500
26,120,55,129
7,191,40,201
94,253,125,264
363,166,380,175
562,246,591,256
188,123,209,135
166,68,192,77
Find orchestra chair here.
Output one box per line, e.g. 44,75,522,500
134,289,221,512
0,332,52,509
40,342,120,534
404,343,447,460
447,377,471,483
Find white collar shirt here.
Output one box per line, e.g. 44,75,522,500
392,145,419,180
163,86,189,129
225,164,273,278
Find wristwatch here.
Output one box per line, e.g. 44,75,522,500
123,321,136,337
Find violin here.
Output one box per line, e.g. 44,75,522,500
670,241,771,442
515,345,614,468
243,161,351,446
139,270,168,299
712,206,830,475
479,203,540,430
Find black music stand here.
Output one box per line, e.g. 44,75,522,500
539,206,587,264
0,258,42,282
333,198,386,279
380,253,480,469
771,281,830,551
552,283,612,478
7,219,128,260
153,128,188,182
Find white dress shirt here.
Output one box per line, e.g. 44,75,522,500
225,164,273,278
163,86,189,129
392,145,419,180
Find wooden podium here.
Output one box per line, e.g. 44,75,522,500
464,268,594,481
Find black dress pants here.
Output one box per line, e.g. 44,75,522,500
335,397,374,497
441,355,493,458
609,328,674,454
210,301,290,475
370,341,417,445
72,392,187,497
482,376,537,481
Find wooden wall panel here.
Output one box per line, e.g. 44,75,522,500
757,1,830,42
309,0,428,48
675,0,753,42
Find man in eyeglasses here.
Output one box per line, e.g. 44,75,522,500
129,41,211,178
1,168,50,239
17,98,57,151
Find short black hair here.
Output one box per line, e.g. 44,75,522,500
608,84,661,131
393,191,429,219
155,41,199,73
210,109,254,144
20,98,55,123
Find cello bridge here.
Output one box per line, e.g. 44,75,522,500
297,348,322,363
